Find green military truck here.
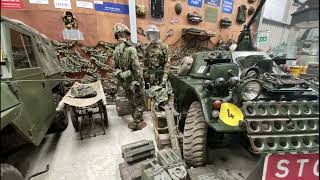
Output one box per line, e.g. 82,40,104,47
169,2,319,178
1,16,68,179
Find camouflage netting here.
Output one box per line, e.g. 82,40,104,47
169,33,214,66
82,42,115,71
53,39,212,103
53,40,117,103
170,46,212,66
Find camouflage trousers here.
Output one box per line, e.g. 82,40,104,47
123,85,145,126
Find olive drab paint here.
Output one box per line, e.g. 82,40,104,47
1,16,65,147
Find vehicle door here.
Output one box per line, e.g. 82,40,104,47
5,22,55,145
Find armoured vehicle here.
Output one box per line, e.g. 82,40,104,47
170,0,319,168
1,16,68,179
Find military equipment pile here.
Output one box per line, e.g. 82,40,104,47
119,141,187,180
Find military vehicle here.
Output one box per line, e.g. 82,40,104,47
170,0,319,169
1,16,68,179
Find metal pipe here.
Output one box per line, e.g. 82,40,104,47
247,0,267,30
128,0,137,44
164,105,182,158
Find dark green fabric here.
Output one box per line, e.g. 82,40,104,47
237,5,247,24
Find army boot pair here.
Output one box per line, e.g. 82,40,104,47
128,120,147,131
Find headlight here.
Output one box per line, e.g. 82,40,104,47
241,81,261,101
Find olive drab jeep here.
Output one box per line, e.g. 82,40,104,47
170,0,319,168
1,16,68,179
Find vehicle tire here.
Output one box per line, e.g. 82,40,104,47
69,106,79,132
183,101,208,167
48,93,68,133
0,164,24,180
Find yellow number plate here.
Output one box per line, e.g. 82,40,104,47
219,103,244,126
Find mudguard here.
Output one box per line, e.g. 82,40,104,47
170,74,244,133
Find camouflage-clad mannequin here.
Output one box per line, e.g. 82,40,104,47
144,25,170,87
112,23,146,131
144,25,172,109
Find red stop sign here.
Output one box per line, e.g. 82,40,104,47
263,153,319,180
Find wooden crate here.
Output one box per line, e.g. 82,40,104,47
154,127,183,150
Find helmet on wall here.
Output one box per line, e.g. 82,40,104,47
136,4,147,17
248,5,255,15
145,25,160,42
175,3,182,15
113,23,131,39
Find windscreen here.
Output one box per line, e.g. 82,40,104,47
34,36,63,76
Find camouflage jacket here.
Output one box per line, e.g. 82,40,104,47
144,42,170,75
113,40,144,88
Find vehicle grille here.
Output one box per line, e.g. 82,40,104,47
243,100,319,153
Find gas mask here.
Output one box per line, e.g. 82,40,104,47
146,25,160,43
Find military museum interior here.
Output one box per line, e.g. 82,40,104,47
0,0,319,179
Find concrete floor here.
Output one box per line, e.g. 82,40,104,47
8,105,156,180
7,105,263,180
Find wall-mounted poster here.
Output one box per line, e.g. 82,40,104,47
76,1,93,9
222,0,234,14
188,0,202,8
204,7,218,23
94,1,129,14
205,0,220,7
1,0,22,9
54,0,72,9
29,0,48,4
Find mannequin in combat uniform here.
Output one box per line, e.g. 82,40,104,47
144,25,172,109
112,23,146,131
144,25,171,87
